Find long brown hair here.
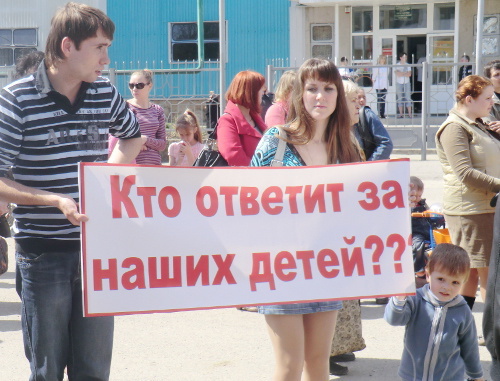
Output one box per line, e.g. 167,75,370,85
274,70,296,102
286,58,362,164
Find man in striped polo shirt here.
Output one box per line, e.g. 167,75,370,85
0,3,142,380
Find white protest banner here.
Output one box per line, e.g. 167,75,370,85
79,159,414,317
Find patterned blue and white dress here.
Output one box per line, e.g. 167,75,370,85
251,127,343,315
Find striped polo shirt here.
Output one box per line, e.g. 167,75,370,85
0,61,140,253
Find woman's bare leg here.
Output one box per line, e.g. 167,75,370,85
265,314,305,381
303,311,338,381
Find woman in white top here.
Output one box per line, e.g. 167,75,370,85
372,55,389,119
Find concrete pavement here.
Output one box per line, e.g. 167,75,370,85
0,154,493,380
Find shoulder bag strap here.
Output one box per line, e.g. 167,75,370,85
209,112,231,140
271,126,287,167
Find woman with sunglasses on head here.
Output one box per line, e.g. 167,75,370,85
110,69,167,164
217,70,268,166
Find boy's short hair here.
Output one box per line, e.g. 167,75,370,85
484,60,500,79
45,2,115,67
410,176,424,191
427,243,470,278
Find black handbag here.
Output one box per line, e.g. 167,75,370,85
193,115,229,167
0,213,10,238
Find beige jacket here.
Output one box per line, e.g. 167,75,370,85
436,108,500,215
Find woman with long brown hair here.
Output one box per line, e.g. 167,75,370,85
251,58,362,381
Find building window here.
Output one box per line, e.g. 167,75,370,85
430,35,454,85
352,35,373,61
379,4,427,29
352,7,373,33
170,21,219,62
474,14,500,56
0,28,37,67
311,24,334,59
434,3,455,31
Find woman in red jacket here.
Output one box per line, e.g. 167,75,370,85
217,70,268,166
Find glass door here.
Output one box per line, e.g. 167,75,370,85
426,34,455,114
427,34,454,85
381,37,395,86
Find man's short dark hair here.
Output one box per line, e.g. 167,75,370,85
45,2,115,67
484,60,500,79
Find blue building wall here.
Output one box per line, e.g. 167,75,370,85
107,0,290,98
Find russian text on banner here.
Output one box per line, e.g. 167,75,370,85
79,159,414,317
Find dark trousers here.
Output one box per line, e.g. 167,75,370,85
375,89,387,117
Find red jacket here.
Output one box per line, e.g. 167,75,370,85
217,101,267,166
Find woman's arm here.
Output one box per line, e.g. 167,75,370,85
440,124,500,192
144,107,167,152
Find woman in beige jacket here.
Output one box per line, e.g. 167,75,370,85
435,75,500,310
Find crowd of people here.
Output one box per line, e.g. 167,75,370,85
1,2,500,381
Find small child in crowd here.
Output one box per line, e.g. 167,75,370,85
410,176,430,281
410,175,446,288
384,243,484,381
168,109,204,166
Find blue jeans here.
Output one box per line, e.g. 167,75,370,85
16,249,114,381
396,82,412,108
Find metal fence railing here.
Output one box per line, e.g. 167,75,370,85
0,60,486,160
266,61,479,159
0,60,221,132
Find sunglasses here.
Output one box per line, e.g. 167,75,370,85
128,82,149,90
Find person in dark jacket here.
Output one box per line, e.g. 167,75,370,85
353,87,393,161
483,192,500,380
458,55,473,82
